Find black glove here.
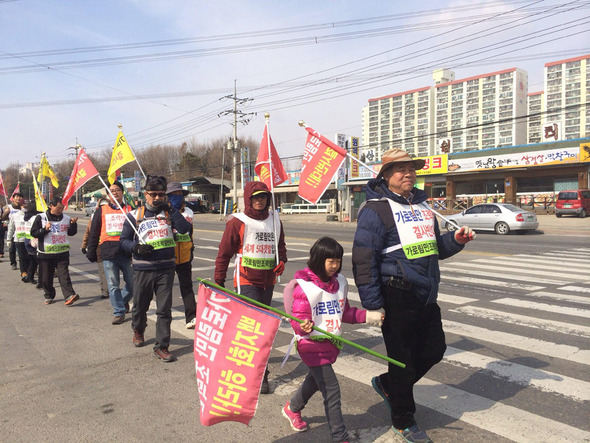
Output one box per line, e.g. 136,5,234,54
215,280,225,288
133,243,154,257
81,248,87,255
155,201,172,212
86,251,97,263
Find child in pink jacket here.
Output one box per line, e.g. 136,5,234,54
282,237,383,443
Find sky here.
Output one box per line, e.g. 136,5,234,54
1,0,589,172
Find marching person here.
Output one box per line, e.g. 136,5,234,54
2,192,24,270
166,182,197,329
81,198,110,299
30,196,80,306
86,183,134,325
0,202,5,258
120,175,191,362
214,180,287,393
23,201,42,286
7,202,30,281
352,148,474,443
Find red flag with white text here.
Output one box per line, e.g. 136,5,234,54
62,147,99,208
298,127,347,204
194,283,281,426
255,125,288,189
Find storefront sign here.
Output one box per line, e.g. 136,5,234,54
416,155,448,176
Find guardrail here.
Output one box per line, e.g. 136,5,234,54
281,203,330,214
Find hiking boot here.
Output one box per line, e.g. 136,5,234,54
112,315,125,325
185,318,196,329
260,370,270,394
154,347,176,362
372,375,392,412
393,424,433,443
64,294,79,306
132,329,145,347
282,402,308,432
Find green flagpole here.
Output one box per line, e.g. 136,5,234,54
196,278,405,369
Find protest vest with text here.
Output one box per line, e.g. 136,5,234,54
99,204,132,244
38,213,71,254
133,208,175,250
231,212,276,271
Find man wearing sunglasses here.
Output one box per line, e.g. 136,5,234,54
120,176,192,362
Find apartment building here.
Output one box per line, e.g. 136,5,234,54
527,91,544,144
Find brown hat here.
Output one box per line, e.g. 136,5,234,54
377,148,426,179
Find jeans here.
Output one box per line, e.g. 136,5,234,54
103,254,133,316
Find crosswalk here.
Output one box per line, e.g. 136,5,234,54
183,241,590,442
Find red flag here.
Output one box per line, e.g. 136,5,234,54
62,147,99,209
298,127,347,204
10,183,20,198
194,283,281,426
255,125,288,189
0,172,6,198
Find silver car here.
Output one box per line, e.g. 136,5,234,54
443,203,539,235
84,201,97,216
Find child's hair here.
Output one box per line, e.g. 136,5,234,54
307,236,344,280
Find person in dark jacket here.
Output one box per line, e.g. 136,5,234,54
120,175,191,362
30,196,79,306
214,180,287,393
86,182,134,325
352,148,474,443
22,201,41,286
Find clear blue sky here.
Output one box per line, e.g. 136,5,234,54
1,0,589,170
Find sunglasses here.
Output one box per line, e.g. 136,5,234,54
146,192,166,198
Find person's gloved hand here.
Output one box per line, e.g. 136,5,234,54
86,250,98,263
133,243,154,257
81,247,87,255
273,261,285,276
366,310,385,327
6,240,12,249
215,280,225,288
454,226,476,244
155,201,172,213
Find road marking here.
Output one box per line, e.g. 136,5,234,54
437,293,478,305
441,275,544,291
524,291,590,305
440,265,567,285
449,261,585,281
472,255,588,272
450,305,590,338
491,298,590,319
513,254,586,266
69,266,99,281
558,285,590,294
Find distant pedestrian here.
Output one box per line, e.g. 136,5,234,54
30,196,80,306
7,202,30,281
22,201,41,286
2,192,24,270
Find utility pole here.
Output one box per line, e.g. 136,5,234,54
69,140,81,210
218,80,255,212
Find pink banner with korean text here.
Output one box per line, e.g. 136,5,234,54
194,283,281,426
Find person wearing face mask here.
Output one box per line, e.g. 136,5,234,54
166,182,197,330
120,175,191,363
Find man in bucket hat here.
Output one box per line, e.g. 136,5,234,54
352,148,474,443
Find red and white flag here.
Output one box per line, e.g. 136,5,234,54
194,283,281,426
10,183,20,198
299,126,347,204
255,125,288,189
62,147,99,208
0,171,8,198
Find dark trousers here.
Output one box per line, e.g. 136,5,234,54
9,240,16,266
15,242,30,275
39,256,76,300
0,227,4,254
175,261,196,323
26,254,38,281
237,284,274,307
131,267,175,350
381,287,446,430
290,364,349,443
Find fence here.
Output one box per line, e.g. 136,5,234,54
280,203,330,214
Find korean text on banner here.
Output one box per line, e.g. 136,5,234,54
194,284,281,426
298,127,347,204
62,148,99,209
107,131,136,184
255,125,288,189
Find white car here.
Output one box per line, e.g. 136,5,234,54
84,202,97,216
443,203,539,235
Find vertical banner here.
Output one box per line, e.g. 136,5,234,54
241,147,251,185
195,284,281,426
349,136,360,179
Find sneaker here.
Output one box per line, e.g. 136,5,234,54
11,264,17,270
154,347,176,362
64,294,79,306
393,424,433,443
185,318,196,329
282,402,308,432
112,315,125,325
372,375,392,412
132,329,145,347
44,298,54,305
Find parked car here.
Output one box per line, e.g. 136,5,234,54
210,202,220,214
85,201,97,217
555,189,590,218
443,203,539,235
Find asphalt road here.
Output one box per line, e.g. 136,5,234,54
0,212,588,442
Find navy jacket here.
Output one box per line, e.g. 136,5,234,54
352,179,464,309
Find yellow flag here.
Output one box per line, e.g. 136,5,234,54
38,155,60,188
32,172,48,212
107,131,136,184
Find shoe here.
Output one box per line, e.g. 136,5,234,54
393,424,433,443
112,314,125,325
372,375,392,412
11,264,17,270
29,279,37,285
282,402,308,432
185,318,196,329
36,283,43,289
125,302,130,313
44,298,54,305
154,347,176,362
100,294,109,299
132,329,145,347
21,272,27,279
64,294,79,306
260,370,270,394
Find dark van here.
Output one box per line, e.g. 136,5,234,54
555,190,590,218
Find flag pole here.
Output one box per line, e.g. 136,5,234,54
298,121,461,230
265,113,281,281
97,175,144,242
117,124,147,180
197,278,405,368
